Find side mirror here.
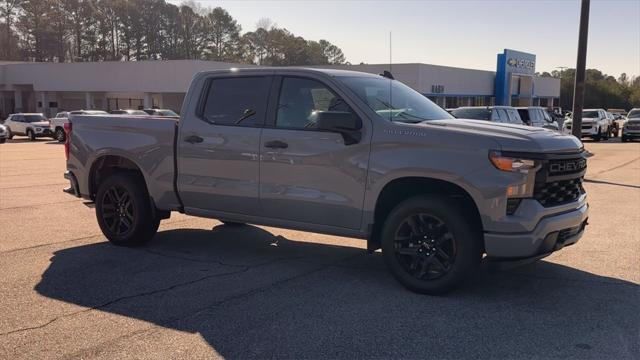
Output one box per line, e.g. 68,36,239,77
310,111,362,145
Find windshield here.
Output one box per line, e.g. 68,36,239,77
337,76,452,122
627,110,640,119
450,108,491,120
24,115,46,122
582,110,599,118
129,110,148,115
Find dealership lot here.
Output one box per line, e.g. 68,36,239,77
0,138,638,359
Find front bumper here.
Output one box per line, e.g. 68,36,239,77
563,124,597,136
485,203,588,259
622,129,640,138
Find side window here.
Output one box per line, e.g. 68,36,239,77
276,77,354,129
542,110,552,122
517,109,530,124
490,109,502,122
12,115,23,122
507,109,522,124
497,109,510,122
201,76,271,126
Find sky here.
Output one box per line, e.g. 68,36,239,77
170,0,640,78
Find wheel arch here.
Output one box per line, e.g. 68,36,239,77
88,154,149,201
368,176,484,252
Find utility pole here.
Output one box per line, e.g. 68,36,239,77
572,0,590,138
556,66,567,109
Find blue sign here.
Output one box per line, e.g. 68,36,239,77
495,49,536,105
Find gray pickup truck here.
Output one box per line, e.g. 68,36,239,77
63,68,589,294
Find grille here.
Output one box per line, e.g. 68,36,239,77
581,125,592,130
628,125,640,130
534,177,584,207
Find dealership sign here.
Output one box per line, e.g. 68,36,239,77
507,58,535,71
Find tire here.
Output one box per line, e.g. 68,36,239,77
54,127,66,142
0,138,5,144
621,136,627,142
593,128,601,142
381,195,482,295
6,128,13,139
95,172,160,246
27,129,36,141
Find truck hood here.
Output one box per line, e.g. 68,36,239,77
424,118,582,153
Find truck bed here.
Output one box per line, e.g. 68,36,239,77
68,115,181,210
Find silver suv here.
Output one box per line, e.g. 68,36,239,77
2,113,53,141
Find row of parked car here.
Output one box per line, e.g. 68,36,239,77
447,105,640,142
0,108,179,143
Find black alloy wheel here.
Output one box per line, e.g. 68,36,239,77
55,128,66,142
100,184,135,237
381,195,481,294
393,213,456,280
95,173,160,246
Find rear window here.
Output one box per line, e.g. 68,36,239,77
450,108,491,120
200,76,271,126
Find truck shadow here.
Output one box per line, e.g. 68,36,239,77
35,225,638,358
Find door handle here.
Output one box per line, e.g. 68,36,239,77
264,140,288,149
184,134,204,144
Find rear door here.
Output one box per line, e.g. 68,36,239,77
177,74,272,216
259,75,370,230
10,115,25,134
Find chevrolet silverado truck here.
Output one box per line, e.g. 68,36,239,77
63,68,589,294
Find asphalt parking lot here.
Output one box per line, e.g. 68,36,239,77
0,136,638,359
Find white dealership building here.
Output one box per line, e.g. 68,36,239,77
0,49,560,118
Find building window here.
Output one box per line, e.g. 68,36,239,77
445,97,458,109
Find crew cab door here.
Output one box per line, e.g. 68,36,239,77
177,74,272,216
259,75,370,230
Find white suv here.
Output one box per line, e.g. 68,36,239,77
562,108,610,141
2,113,53,141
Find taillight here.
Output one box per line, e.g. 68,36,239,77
63,122,72,160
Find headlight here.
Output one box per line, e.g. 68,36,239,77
489,151,538,174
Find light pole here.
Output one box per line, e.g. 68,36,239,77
572,0,590,138
556,66,567,109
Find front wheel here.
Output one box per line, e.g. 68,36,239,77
95,173,160,246
6,128,13,140
27,129,36,141
54,128,66,142
381,195,482,295
593,128,602,142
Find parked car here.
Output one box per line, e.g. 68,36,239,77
0,124,7,143
142,108,179,117
606,112,619,138
50,110,108,142
621,108,640,142
110,109,148,115
1,113,53,140
516,107,560,131
450,106,524,124
562,109,611,141
63,68,589,294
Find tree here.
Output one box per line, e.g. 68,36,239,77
203,7,241,62
319,39,346,64
0,0,22,60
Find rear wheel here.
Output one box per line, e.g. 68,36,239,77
381,195,482,295
6,128,13,139
27,129,36,141
54,127,66,142
95,173,160,246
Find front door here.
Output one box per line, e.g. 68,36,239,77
259,76,370,230
177,75,272,216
